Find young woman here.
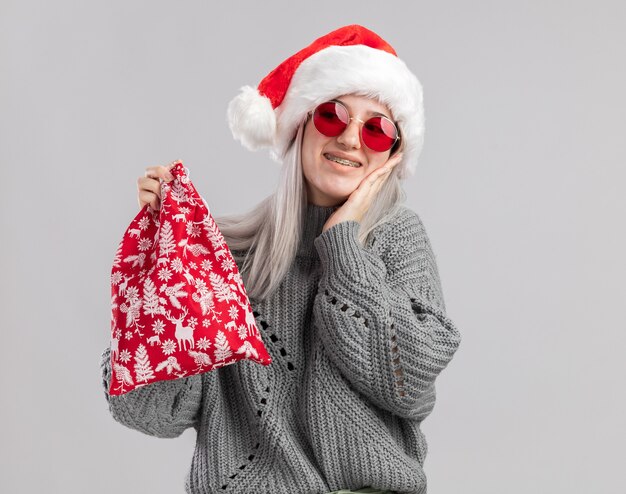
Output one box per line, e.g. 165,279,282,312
101,25,461,494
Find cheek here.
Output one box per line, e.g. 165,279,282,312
300,127,314,172
301,122,325,169
368,151,390,170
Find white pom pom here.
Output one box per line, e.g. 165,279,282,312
227,86,276,151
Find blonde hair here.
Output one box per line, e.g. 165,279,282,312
214,117,407,302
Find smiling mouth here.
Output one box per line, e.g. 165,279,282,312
324,153,362,168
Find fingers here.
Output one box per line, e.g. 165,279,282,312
380,152,403,175
137,159,181,210
364,152,403,188
144,159,180,181
138,189,160,211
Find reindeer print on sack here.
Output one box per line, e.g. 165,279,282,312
165,307,195,351
108,161,272,396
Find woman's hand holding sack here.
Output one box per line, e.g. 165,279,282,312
137,159,179,211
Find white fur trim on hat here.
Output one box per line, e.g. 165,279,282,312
273,45,424,179
227,85,276,151
227,44,425,179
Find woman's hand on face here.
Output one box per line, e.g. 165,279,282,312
321,152,403,233
137,160,179,211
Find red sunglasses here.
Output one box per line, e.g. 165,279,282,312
310,100,401,153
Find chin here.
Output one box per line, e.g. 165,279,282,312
326,188,353,203
310,185,350,206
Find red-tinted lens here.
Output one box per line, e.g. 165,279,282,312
313,102,349,137
362,116,398,152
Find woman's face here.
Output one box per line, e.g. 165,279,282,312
301,94,396,207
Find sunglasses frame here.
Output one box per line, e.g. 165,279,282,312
308,100,401,153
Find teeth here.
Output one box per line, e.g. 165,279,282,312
324,153,361,167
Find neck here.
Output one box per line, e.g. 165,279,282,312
297,203,338,257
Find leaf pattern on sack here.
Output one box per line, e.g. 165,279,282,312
108,162,272,397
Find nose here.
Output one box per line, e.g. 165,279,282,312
336,118,361,150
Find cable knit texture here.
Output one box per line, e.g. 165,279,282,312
100,203,461,494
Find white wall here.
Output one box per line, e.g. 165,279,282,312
1,1,624,492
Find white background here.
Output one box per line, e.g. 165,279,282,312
1,1,624,493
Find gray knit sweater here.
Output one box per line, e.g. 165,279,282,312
100,203,461,494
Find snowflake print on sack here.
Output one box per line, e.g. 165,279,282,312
186,222,202,238
221,257,235,272
196,336,211,350
108,161,272,396
137,216,150,230
171,257,184,273
237,324,248,341
138,238,152,251
111,271,122,286
228,305,239,321
119,349,132,363
161,339,177,355
158,267,173,282
151,319,165,335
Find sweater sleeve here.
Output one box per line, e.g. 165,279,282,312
100,346,204,438
312,207,461,420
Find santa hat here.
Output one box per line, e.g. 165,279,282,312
227,24,425,180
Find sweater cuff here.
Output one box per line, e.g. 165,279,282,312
100,346,113,402
313,220,387,283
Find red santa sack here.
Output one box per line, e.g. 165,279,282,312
108,160,272,396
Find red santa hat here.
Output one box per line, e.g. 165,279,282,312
227,24,425,180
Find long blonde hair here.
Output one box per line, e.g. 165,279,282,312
214,117,407,302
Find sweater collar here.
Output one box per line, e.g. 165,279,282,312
297,202,339,257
